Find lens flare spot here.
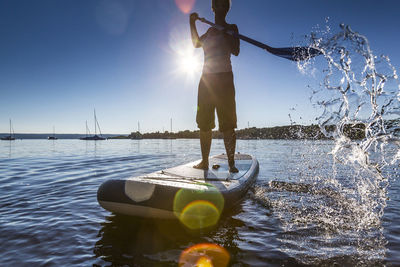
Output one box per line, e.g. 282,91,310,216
175,0,196,14
173,186,224,230
179,243,230,267
196,256,213,267
180,200,219,230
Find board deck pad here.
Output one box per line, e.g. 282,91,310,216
161,157,253,181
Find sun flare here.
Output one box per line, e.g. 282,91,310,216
177,47,201,76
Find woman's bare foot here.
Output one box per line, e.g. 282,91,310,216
193,161,209,170
229,165,239,173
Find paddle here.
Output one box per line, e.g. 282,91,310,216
197,17,322,62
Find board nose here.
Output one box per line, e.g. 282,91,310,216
97,179,129,203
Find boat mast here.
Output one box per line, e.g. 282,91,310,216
97,119,102,136
94,109,97,136
95,110,102,137
9,119,11,137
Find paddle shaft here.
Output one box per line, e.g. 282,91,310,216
197,17,322,61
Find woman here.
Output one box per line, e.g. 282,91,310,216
190,0,240,173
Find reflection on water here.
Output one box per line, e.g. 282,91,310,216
8,141,12,158
94,211,241,266
179,243,230,267
1,139,14,158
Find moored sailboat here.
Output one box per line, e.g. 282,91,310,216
80,109,106,140
48,126,58,140
1,119,15,141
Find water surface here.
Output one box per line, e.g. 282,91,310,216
0,139,399,266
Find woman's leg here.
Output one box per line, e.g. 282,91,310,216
223,129,238,173
193,130,212,169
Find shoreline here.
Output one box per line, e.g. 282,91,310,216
1,120,398,140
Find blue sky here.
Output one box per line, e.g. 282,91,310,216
1,0,399,134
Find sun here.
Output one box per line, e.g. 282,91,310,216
168,25,202,79
177,46,201,76
180,53,200,73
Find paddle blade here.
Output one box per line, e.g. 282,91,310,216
268,46,322,61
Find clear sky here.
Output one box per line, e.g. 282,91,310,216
1,0,399,134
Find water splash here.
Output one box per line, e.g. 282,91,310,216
299,23,400,224
256,24,400,264
302,24,400,151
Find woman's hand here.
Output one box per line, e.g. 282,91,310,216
190,12,201,48
190,12,199,24
228,24,240,56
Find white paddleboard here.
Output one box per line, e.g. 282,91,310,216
97,153,259,219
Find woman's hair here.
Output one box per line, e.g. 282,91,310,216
212,0,231,11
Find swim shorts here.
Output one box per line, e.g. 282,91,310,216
196,72,237,132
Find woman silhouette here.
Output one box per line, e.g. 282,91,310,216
190,0,240,173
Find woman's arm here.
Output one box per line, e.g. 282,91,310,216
228,24,240,56
190,13,202,48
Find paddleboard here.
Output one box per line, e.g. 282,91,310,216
97,153,259,219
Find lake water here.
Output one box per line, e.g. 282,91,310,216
0,139,399,266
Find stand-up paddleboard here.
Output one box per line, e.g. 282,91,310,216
97,154,259,220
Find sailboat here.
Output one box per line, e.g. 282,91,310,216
48,126,58,140
163,118,176,139
131,121,142,140
1,119,15,141
82,120,91,139
80,109,106,140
